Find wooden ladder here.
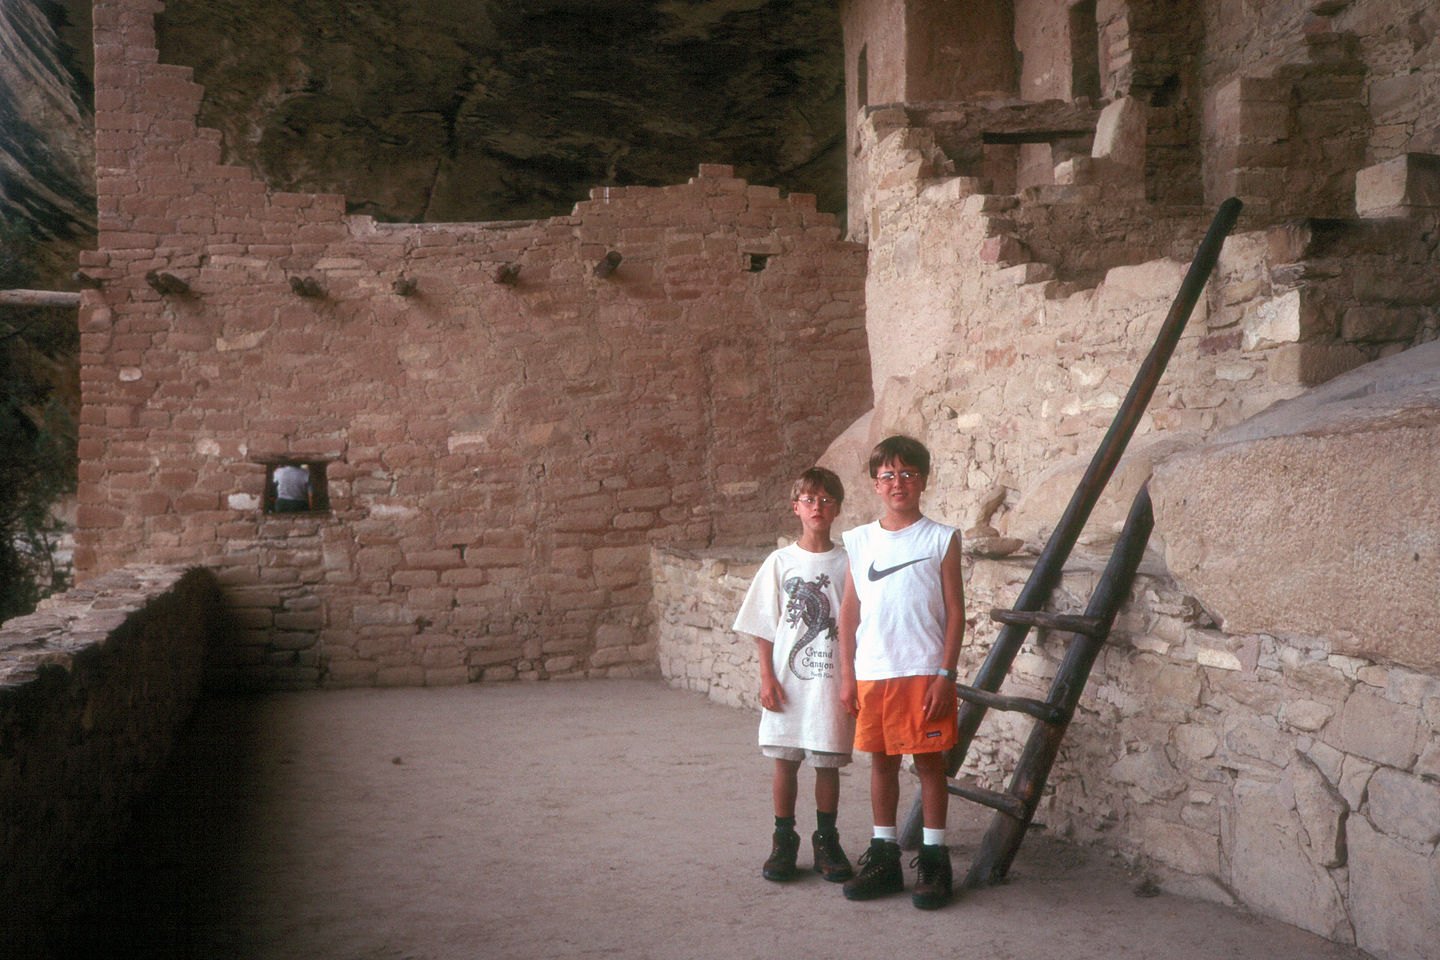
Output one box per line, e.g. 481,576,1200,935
897,198,1244,890
956,484,1153,886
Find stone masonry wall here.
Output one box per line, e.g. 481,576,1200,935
77,0,870,689
0,564,225,952
1194,0,1440,218
850,111,1437,541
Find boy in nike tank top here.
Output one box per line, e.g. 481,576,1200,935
837,435,964,909
733,467,856,884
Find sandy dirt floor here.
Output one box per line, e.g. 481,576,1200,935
80,679,1373,960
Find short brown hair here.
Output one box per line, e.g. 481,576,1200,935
791,466,844,506
868,435,931,478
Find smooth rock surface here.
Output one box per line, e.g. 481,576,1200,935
1151,341,1440,671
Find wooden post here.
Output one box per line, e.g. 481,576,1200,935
0,289,82,308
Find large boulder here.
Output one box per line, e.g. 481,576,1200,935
1004,431,1202,549
1151,341,1440,671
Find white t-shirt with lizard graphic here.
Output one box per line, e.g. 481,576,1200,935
733,542,855,755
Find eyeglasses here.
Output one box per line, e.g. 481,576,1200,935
795,496,836,507
875,470,922,484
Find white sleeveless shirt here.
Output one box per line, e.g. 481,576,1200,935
842,516,958,681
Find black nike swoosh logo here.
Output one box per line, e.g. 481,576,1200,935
867,558,927,581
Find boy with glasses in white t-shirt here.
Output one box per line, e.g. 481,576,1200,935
733,467,856,884
837,435,965,909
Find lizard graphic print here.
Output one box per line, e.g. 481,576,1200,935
783,574,837,680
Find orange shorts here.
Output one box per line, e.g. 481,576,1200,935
854,675,958,755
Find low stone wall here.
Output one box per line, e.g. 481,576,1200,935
651,542,1440,960
0,564,228,940
652,546,769,711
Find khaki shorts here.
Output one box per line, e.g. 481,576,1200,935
854,676,958,755
761,745,852,767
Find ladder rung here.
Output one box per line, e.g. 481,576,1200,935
947,775,1026,820
955,683,1065,724
989,607,1106,638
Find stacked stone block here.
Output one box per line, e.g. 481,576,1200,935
1203,40,1368,221
78,0,870,689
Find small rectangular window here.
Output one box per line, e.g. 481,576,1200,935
857,46,868,109
263,460,330,514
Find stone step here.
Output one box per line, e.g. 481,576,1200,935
1018,182,1102,206
961,193,1019,216
919,176,993,203
980,233,1028,266
991,260,1057,286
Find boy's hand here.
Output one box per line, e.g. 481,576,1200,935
839,676,859,717
759,674,786,711
922,674,955,722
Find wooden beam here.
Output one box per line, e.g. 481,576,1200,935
0,289,82,308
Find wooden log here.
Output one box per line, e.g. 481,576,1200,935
989,608,1106,638
0,289,82,308
946,776,1027,821
954,684,1065,724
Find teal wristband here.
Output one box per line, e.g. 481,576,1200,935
937,668,956,679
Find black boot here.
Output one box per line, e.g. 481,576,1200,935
841,838,903,900
762,828,800,881
910,843,953,909
812,829,854,882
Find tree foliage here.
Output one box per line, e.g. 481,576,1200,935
0,216,78,622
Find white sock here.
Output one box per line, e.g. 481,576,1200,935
873,825,898,842
923,827,946,847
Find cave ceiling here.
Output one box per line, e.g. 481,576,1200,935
152,0,847,224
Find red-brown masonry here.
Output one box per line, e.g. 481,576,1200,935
78,0,871,687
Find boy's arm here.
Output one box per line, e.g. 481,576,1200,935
923,532,966,721
754,637,786,711
837,570,861,717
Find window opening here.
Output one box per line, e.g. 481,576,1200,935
263,460,330,515
747,253,771,272
857,45,868,109
1069,1,1101,101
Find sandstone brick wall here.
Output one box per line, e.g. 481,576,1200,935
964,554,1440,958
78,0,870,689
0,564,224,947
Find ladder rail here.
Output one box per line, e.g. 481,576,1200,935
898,197,1242,848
